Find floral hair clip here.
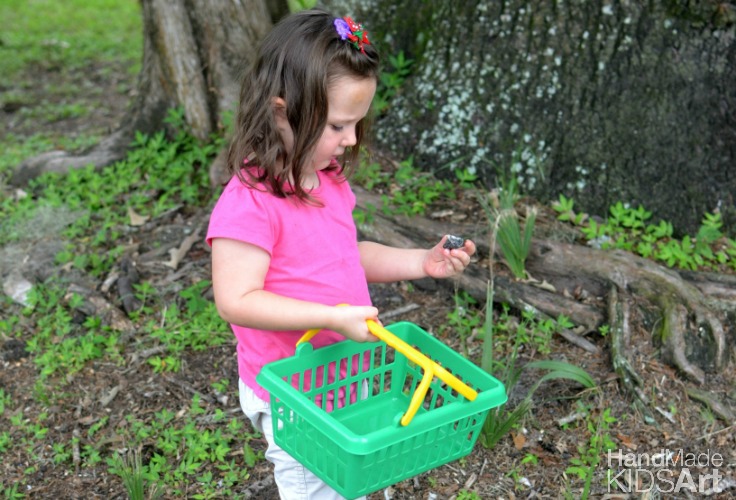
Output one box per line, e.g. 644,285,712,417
334,16,371,54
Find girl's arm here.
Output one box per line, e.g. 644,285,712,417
358,236,476,283
211,237,379,342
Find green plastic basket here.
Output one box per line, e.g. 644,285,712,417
256,321,507,499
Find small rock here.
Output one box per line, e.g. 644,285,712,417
3,271,33,306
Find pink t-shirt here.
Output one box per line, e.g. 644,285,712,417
206,168,372,401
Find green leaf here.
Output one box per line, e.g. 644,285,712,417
524,360,597,391
244,442,257,468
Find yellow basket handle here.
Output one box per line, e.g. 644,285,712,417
295,309,477,426
296,327,323,346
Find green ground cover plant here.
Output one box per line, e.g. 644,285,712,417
0,116,239,496
553,194,736,272
107,400,258,498
564,406,618,499
352,155,477,222
2,111,219,277
478,300,597,449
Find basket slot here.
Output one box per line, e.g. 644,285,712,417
366,320,478,424
398,345,474,418
285,346,392,413
370,343,395,397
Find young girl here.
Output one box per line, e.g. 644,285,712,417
207,8,476,499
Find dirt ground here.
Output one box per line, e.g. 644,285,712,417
1,56,735,499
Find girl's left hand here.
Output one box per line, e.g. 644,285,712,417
422,235,476,279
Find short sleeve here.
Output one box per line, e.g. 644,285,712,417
206,176,275,255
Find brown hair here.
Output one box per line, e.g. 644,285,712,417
227,9,380,201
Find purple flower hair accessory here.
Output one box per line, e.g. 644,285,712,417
334,18,351,39
334,16,371,54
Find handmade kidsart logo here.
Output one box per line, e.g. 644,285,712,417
607,448,724,494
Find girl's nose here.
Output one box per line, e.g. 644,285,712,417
341,127,357,147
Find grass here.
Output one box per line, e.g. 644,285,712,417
480,176,537,280
0,0,142,154
0,0,142,78
478,304,598,449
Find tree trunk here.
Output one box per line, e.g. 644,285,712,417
10,0,273,186
325,0,736,236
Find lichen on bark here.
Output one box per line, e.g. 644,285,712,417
327,0,736,235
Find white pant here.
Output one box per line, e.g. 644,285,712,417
239,379,366,500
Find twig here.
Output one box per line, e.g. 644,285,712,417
127,345,168,366
697,423,736,441
705,476,736,496
72,428,81,474
165,225,202,269
164,375,215,404
380,303,420,321
556,329,600,354
463,472,478,490
195,407,242,424
557,411,587,427
654,406,676,424
99,386,120,407
478,457,488,478
117,258,141,314
100,384,123,407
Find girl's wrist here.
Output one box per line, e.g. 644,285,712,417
420,249,433,277
322,304,343,332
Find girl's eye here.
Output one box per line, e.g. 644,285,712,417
331,125,344,132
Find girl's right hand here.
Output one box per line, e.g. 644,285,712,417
329,305,380,342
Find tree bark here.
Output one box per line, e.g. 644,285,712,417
10,0,273,186
326,0,736,236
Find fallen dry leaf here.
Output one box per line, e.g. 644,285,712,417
513,432,527,450
128,206,150,226
616,432,637,450
165,227,202,269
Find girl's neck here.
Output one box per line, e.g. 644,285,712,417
299,170,320,190
279,156,320,190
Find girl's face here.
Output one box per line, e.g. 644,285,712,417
311,75,376,175
276,75,376,186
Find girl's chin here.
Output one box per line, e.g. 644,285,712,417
313,159,334,171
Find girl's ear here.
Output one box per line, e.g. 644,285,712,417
271,97,294,155
271,97,290,134
271,97,287,120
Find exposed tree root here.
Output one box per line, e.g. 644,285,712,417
686,387,736,424
354,188,734,389
526,241,730,380
607,285,656,424
10,129,135,186
662,303,705,384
